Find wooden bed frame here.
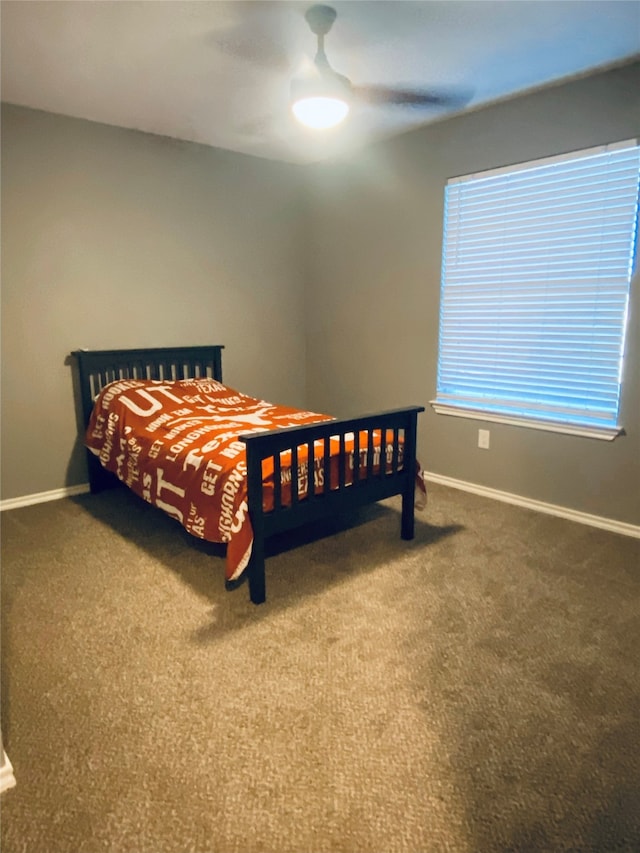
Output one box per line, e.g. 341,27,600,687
72,346,424,604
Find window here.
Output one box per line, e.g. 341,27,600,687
432,141,640,440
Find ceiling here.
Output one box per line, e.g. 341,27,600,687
2,1,639,164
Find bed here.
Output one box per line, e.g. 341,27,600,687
72,345,425,604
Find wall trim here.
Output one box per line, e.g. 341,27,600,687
0,483,90,512
2,475,638,540
424,471,640,539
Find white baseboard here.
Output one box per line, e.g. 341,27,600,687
0,483,90,512
2,475,638,540
0,752,16,794
424,471,640,539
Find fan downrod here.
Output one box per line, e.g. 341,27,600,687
305,5,337,36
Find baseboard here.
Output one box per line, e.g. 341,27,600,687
424,472,640,539
2,475,637,540
0,483,90,512
0,752,16,794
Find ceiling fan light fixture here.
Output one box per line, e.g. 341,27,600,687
291,95,349,129
290,67,351,130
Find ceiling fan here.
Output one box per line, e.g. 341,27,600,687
290,4,471,129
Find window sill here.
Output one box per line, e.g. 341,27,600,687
429,402,623,441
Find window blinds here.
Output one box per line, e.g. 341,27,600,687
434,141,640,437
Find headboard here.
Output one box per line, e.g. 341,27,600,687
71,345,225,429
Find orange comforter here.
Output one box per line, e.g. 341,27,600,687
85,378,423,583
85,378,334,581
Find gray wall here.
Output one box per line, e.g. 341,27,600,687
304,61,640,526
2,62,639,526
1,105,308,500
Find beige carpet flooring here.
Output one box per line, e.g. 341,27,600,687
1,482,639,853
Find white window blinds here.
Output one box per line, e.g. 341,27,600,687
433,141,640,439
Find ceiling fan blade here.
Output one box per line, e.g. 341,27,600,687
209,30,292,71
353,85,473,109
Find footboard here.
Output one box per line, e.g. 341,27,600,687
240,406,424,604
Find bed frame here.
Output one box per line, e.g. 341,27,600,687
72,346,424,605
